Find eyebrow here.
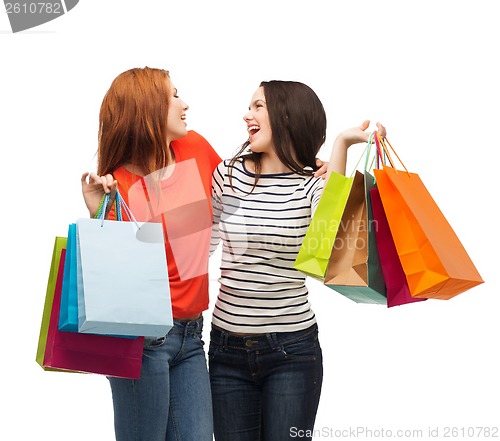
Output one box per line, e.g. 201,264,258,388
249,98,266,109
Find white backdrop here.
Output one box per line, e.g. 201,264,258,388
1,1,498,440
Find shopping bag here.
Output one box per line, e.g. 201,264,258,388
58,223,79,331
373,134,484,299
370,187,426,307
59,198,137,334
36,237,70,372
42,247,144,377
294,171,355,280
323,136,386,304
77,191,173,337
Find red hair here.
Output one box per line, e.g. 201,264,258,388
97,67,173,176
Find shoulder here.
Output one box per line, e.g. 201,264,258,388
172,131,222,175
310,175,324,189
184,130,212,146
300,170,323,186
112,166,142,189
217,157,244,173
213,157,247,189
172,130,216,155
299,173,324,198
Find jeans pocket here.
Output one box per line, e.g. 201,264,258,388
208,341,225,362
144,335,167,349
195,330,206,348
208,342,217,361
280,333,321,361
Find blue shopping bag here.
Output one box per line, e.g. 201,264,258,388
58,223,79,332
76,191,173,338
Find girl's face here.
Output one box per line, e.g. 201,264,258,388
166,83,189,142
244,86,273,154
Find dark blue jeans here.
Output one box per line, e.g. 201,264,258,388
209,324,323,441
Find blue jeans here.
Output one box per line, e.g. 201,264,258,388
108,317,213,441
209,324,323,441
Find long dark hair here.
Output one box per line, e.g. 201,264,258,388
229,80,327,190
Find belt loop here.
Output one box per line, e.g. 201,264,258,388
194,316,202,334
267,332,279,350
222,329,229,350
183,320,190,338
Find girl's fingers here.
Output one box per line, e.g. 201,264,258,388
81,172,116,195
81,172,89,184
376,122,387,138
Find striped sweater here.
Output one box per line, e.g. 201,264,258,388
210,157,324,333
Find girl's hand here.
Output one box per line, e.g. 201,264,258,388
81,172,117,218
328,121,387,176
336,120,387,147
313,158,329,179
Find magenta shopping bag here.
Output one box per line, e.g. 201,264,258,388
41,241,145,378
369,187,426,308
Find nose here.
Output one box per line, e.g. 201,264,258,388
183,100,189,111
243,110,252,122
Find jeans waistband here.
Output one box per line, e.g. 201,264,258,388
210,323,318,351
169,315,204,336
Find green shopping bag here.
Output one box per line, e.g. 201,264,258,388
294,170,355,280
35,236,71,372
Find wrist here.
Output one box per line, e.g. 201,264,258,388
333,134,350,151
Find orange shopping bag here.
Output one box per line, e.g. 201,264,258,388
373,133,483,300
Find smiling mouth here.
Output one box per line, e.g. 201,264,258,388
248,125,260,136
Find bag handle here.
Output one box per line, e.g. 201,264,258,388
373,131,393,168
115,191,140,227
347,131,378,177
364,132,378,172
94,192,119,220
94,190,141,229
374,131,409,174
94,193,118,219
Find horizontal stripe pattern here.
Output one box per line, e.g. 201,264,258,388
211,158,323,333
